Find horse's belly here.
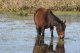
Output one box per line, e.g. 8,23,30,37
35,15,46,27
35,19,46,27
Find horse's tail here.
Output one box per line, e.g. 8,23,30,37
34,9,38,25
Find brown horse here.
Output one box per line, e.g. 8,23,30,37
34,8,66,39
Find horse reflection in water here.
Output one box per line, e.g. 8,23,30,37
55,39,65,53
33,35,65,53
33,35,54,53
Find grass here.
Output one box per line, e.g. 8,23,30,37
0,8,33,16
0,8,80,20
0,0,80,12
0,8,80,15
7,12,33,20
53,11,80,15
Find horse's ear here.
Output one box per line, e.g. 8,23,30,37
63,20,66,23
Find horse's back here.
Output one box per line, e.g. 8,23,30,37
34,8,47,27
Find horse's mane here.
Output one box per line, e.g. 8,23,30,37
48,9,63,24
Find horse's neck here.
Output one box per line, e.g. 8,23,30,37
53,18,62,27
49,10,62,26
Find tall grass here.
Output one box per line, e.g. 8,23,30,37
0,0,80,12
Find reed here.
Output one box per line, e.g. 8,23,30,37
0,0,80,12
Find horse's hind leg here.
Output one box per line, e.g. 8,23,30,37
36,27,41,35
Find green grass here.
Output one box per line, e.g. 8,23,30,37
0,8,80,20
7,12,33,20
1,8,80,15
53,11,80,15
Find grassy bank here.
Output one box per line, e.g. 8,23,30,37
0,9,80,21
0,0,80,19
0,0,80,11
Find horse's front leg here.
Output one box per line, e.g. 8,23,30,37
41,26,45,36
36,27,41,35
50,27,54,37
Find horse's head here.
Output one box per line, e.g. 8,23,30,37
56,20,66,39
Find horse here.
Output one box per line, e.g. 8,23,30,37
34,8,66,39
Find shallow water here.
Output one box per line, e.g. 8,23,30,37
0,13,80,53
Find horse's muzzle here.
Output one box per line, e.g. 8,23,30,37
59,35,64,39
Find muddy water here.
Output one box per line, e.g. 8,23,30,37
0,13,80,53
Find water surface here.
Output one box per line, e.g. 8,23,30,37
0,13,80,53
